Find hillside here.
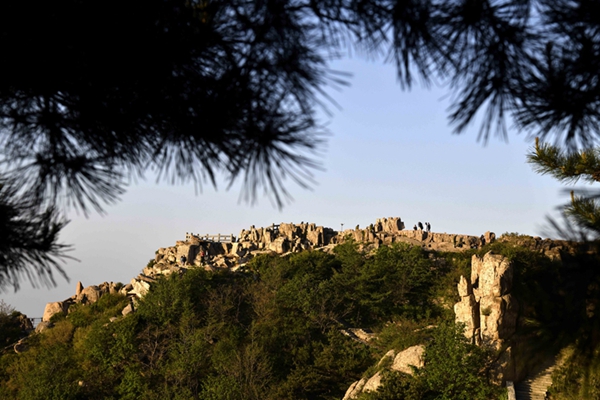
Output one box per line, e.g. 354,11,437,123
1,217,599,399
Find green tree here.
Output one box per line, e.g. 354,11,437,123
371,323,500,400
331,242,435,325
2,0,600,290
419,323,499,400
528,137,600,239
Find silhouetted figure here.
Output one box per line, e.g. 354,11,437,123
413,225,417,230
426,222,431,232
418,222,423,230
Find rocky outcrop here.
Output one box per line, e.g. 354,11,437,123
126,219,494,307
454,252,518,383
472,252,518,348
391,345,425,375
42,301,68,322
13,313,33,333
42,281,123,323
374,217,405,233
121,302,135,316
343,378,367,400
343,345,425,399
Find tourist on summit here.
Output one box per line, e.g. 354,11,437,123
413,225,417,230
180,255,187,266
418,222,423,230
426,222,431,232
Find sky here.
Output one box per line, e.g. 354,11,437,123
1,57,568,318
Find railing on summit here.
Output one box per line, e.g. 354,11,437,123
194,234,235,243
187,223,281,243
29,317,43,328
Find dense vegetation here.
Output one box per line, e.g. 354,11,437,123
2,238,600,399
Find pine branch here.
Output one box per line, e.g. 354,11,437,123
527,137,600,184
564,191,600,237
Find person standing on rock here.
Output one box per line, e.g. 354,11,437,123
413,225,417,230
426,222,431,232
180,255,187,266
418,222,423,230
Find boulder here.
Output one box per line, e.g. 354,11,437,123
391,345,425,375
212,255,231,269
342,378,366,400
77,285,102,304
75,281,84,297
348,328,376,342
362,371,383,393
241,241,257,251
484,231,496,244
262,228,275,244
279,223,300,240
138,274,157,284
108,282,119,294
230,242,246,257
268,237,290,253
177,243,199,264
43,301,67,322
378,349,396,366
122,302,135,316
128,279,151,298
15,314,33,332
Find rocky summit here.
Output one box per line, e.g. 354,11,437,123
41,216,571,325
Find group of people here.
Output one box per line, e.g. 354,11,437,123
179,248,209,266
413,222,431,232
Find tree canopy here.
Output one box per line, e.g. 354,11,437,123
2,0,599,290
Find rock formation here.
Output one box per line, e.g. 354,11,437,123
37,217,499,340
39,217,496,328
454,252,519,383
343,345,425,400
42,281,123,322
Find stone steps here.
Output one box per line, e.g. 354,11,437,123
515,357,558,400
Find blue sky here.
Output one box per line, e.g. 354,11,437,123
2,57,567,317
